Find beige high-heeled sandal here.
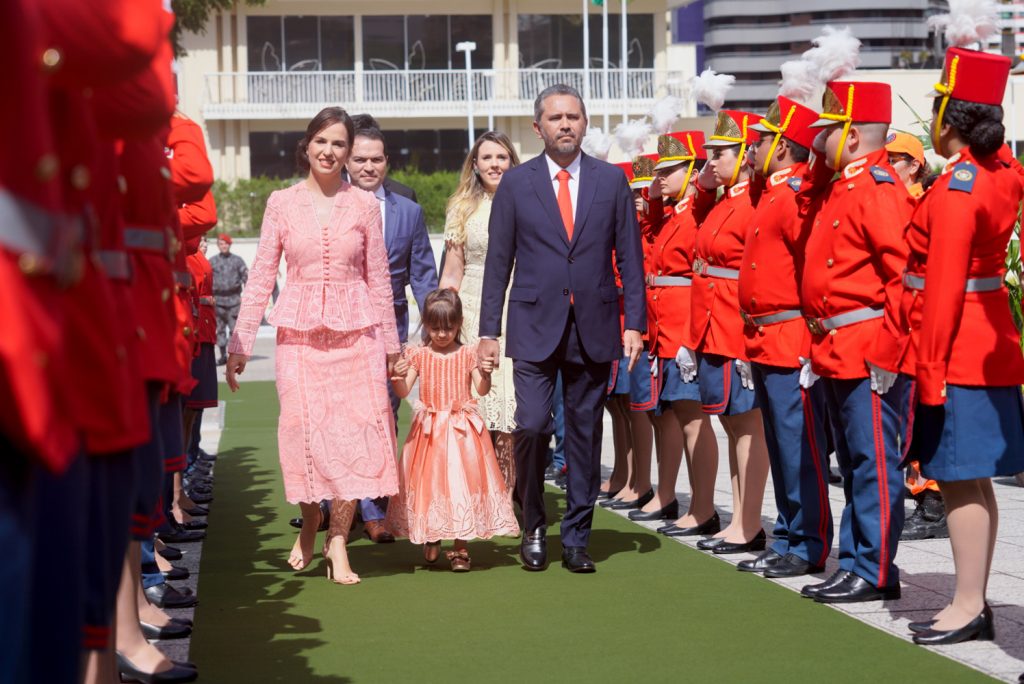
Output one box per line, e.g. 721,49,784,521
323,499,360,585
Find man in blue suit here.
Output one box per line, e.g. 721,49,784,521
479,84,646,572
347,123,438,542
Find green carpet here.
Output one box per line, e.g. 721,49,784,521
193,381,994,683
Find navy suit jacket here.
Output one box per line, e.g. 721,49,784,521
480,152,646,363
384,189,437,343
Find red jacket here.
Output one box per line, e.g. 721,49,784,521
187,249,217,345
167,115,215,205
895,146,1024,404
799,148,914,379
738,164,812,368
690,181,755,359
647,196,699,358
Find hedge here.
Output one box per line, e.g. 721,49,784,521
211,170,459,237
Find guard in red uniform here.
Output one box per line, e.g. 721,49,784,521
644,132,722,538
891,47,1024,644
685,110,771,555
735,96,833,578
798,80,914,603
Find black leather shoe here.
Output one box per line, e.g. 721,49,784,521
712,530,767,555
183,506,208,517
162,565,189,581
186,490,212,505
696,536,725,550
628,500,679,521
913,606,994,645
801,570,852,598
597,487,622,501
663,512,722,537
908,619,937,633
116,653,197,683
157,545,183,561
180,519,207,531
143,583,197,609
599,497,623,508
737,549,784,573
520,528,548,571
555,473,568,490
158,525,205,544
608,489,654,510
561,547,596,573
763,553,824,578
141,620,193,640
814,573,900,603
544,464,559,481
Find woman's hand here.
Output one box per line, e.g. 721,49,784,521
386,352,401,379
226,353,248,392
391,357,410,381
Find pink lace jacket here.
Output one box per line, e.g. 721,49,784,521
227,181,400,356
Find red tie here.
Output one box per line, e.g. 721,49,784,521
556,169,574,241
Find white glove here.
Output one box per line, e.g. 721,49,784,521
798,356,819,389
735,359,754,390
867,361,897,396
675,346,697,383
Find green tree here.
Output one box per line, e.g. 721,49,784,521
171,0,266,56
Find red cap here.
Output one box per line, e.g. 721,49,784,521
655,131,707,170
811,81,892,127
217,233,232,244
614,161,635,183
703,110,761,148
751,96,820,149
931,47,1010,106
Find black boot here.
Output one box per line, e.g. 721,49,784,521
901,489,948,540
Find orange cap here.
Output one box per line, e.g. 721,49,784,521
885,132,925,166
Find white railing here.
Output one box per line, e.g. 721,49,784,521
203,68,692,119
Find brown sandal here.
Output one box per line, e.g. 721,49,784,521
446,549,471,572
423,541,441,564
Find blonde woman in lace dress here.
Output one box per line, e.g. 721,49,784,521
225,108,400,585
439,132,521,487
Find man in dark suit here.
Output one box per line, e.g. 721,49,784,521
478,84,646,573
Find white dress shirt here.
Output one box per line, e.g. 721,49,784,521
373,184,387,237
544,152,582,219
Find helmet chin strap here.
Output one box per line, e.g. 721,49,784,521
759,106,796,176
673,133,698,201
932,55,959,154
727,115,750,187
818,84,857,170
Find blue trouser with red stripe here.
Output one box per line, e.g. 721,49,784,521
751,363,833,567
821,376,907,589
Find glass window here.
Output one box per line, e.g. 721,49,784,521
588,14,654,68
363,16,405,71
386,128,486,172
321,17,355,70
247,16,283,72
249,132,304,179
518,15,585,69
406,15,449,69
450,16,494,69
283,16,318,70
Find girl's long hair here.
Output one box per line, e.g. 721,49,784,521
444,131,520,244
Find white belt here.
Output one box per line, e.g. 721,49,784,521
805,307,883,335
692,257,739,280
903,273,1003,293
650,275,692,287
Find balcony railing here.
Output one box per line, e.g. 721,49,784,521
202,68,693,120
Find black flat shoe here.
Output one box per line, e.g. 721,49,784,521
656,522,678,534
520,527,548,571
608,489,654,510
628,500,679,521
561,546,596,573
158,522,205,544
116,653,197,683
763,553,824,578
696,536,725,551
186,490,213,505
663,512,722,537
814,573,900,604
801,570,852,598
913,606,994,645
162,565,189,581
597,487,622,501
143,583,198,609
737,549,783,573
180,519,207,531
140,620,193,640
183,506,208,517
157,545,183,561
908,619,937,633
712,530,767,555
598,497,623,509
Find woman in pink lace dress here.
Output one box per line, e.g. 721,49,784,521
225,107,400,585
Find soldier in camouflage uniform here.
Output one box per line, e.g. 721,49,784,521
211,233,248,364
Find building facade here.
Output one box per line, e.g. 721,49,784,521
177,0,698,181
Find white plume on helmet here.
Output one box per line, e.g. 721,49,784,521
613,118,653,159
649,96,684,135
777,59,819,103
690,68,735,112
581,126,614,160
802,26,862,85
928,0,1000,48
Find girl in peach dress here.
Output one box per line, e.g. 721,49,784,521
387,289,519,571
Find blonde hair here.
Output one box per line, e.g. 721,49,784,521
444,132,520,245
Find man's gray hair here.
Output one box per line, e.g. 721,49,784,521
534,84,588,122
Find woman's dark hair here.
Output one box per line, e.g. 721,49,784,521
295,106,355,174
420,288,464,345
933,98,1005,157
